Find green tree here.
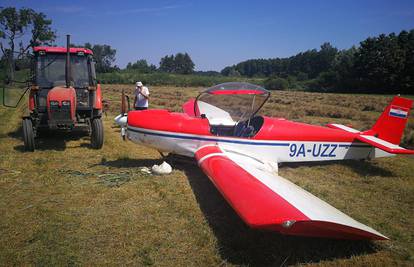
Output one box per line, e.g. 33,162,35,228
126,59,156,73
159,53,195,74
332,47,358,91
174,52,195,74
355,33,406,93
182,53,195,74
0,7,55,81
159,54,174,72
264,76,289,90
315,42,338,75
220,66,235,76
397,30,414,92
84,43,117,73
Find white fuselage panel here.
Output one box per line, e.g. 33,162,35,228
127,126,393,162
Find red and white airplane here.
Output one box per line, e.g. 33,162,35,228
115,82,413,240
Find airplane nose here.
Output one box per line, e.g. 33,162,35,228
114,113,127,127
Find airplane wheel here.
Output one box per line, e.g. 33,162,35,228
22,118,35,152
91,118,104,149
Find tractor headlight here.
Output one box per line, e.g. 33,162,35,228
62,101,71,106
50,101,59,106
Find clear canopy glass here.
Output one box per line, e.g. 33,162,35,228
195,82,270,124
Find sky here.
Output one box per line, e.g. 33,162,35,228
2,0,414,71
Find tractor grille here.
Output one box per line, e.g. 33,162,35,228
50,104,70,120
49,102,73,129
36,88,90,110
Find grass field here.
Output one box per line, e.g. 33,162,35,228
0,84,413,266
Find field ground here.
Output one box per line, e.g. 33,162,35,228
0,85,413,266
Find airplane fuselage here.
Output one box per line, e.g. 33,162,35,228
126,109,391,163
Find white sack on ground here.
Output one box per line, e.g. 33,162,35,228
151,161,172,175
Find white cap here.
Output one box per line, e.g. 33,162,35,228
136,81,143,87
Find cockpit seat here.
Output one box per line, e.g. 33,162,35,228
234,122,255,137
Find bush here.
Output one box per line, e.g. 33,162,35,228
97,71,264,87
264,77,289,90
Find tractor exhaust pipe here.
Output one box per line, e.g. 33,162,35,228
65,34,71,88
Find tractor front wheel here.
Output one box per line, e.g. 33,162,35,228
22,118,35,152
91,118,104,149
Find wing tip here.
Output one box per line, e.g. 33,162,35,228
253,220,389,241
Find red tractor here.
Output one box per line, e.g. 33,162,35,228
3,35,104,151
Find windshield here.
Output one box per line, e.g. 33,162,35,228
36,54,90,88
195,82,269,124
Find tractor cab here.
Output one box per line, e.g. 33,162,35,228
194,82,270,137
35,47,94,89
2,35,104,151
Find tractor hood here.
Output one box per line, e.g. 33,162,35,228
46,86,77,127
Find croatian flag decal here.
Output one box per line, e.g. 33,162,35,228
389,105,409,118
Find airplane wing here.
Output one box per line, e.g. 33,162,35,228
195,144,388,240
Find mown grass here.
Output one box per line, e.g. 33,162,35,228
0,85,413,266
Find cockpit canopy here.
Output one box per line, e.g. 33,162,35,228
195,82,270,125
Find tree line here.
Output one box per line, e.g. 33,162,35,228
221,30,414,94
125,53,195,75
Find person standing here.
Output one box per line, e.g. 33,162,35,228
134,81,150,110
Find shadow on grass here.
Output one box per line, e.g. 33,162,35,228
96,157,161,168
283,159,394,177
9,126,91,151
341,160,395,177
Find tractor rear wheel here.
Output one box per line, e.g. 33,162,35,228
91,118,104,149
22,118,35,152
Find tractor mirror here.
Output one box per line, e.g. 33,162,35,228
2,82,29,108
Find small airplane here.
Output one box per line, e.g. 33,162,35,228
115,82,413,240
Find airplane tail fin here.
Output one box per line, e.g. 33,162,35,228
368,96,413,145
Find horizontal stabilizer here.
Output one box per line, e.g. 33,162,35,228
195,145,388,240
356,135,414,154
327,123,360,133
327,123,414,154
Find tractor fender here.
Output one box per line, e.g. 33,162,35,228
93,83,102,110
